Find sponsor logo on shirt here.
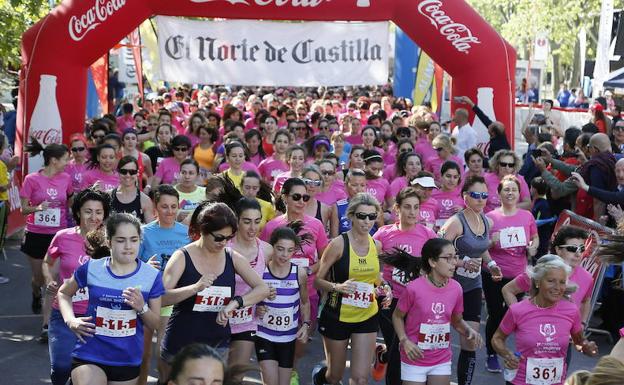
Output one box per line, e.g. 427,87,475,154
539,323,557,342
431,302,445,319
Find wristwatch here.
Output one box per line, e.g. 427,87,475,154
137,303,149,316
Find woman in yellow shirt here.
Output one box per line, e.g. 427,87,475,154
192,126,217,183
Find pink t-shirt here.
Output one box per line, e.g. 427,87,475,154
389,177,409,198
116,115,134,132
260,214,328,268
499,299,582,385
486,209,537,278
373,223,436,299
383,164,397,182
432,188,465,228
65,161,89,193
229,239,266,334
484,172,531,213
419,197,439,230
48,227,90,314
414,137,436,164
425,155,465,182
187,133,200,148
366,178,390,205
20,171,73,234
258,156,289,184
273,171,299,193
217,161,259,174
81,168,121,192
316,180,348,206
345,134,363,146
515,266,593,308
154,157,182,185
382,142,397,165
397,277,463,366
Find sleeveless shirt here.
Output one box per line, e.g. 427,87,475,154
453,210,490,292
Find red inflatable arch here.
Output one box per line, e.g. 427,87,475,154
17,0,516,162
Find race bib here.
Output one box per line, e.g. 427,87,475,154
65,279,89,302
229,306,253,325
342,282,374,308
291,258,309,268
526,357,564,385
193,286,231,312
262,307,294,332
34,208,60,227
455,257,481,279
391,267,410,285
95,307,137,337
418,323,450,350
500,226,527,249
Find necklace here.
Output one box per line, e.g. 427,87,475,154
427,274,448,288
531,297,555,309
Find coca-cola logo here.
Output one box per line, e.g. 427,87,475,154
417,0,480,54
31,129,62,146
190,0,371,7
68,0,127,42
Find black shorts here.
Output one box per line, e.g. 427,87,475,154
254,336,296,368
231,330,256,342
318,311,379,340
462,287,482,323
71,358,140,382
20,231,55,259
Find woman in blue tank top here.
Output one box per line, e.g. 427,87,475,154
160,202,269,383
438,175,502,385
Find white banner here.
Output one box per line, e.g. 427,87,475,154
157,17,389,86
593,0,613,94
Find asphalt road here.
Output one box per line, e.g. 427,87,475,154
0,239,609,385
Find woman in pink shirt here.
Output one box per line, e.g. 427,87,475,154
389,238,483,384
410,172,439,230
413,121,437,164
315,159,348,206
492,255,597,385
463,148,486,179
484,175,539,371
227,198,273,381
424,134,465,183
388,152,423,206
502,226,593,324
363,150,391,214
361,126,385,157
150,135,191,190
42,188,110,385
345,118,363,146
273,145,306,194
432,161,465,229
81,144,120,192
258,129,290,184
20,143,72,327
373,187,437,385
65,134,90,194
185,112,206,147
384,139,415,182
244,129,266,167
484,150,531,212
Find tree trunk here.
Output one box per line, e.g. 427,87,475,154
553,53,561,99
571,37,581,89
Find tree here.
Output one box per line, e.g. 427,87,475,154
467,0,602,92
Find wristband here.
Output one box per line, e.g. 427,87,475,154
302,321,311,327
487,260,498,268
137,303,149,315
232,295,244,309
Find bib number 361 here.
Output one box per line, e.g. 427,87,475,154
526,357,563,385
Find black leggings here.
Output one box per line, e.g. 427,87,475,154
377,297,401,385
482,271,518,355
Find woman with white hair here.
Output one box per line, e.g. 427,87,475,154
484,149,531,212
424,134,465,183
491,254,598,385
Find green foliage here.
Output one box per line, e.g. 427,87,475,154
0,0,49,71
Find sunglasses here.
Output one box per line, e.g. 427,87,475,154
296,126,307,131
302,178,322,187
468,191,489,200
173,147,189,152
355,212,377,221
289,193,311,202
119,169,139,176
321,170,336,176
210,232,236,243
435,147,444,152
499,162,515,168
92,135,104,140
71,146,86,152
559,244,586,253
615,125,624,131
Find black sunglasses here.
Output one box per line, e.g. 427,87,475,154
559,245,585,253
499,162,515,168
302,178,322,187
210,232,235,242
119,169,138,176
92,135,104,140
71,146,86,152
289,193,311,202
321,170,336,176
173,146,189,152
355,212,377,221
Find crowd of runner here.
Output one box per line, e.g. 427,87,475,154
16,84,624,385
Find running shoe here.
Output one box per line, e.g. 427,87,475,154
371,343,388,381
0,274,9,284
312,364,324,385
290,369,299,385
32,293,42,314
38,324,48,344
486,354,502,373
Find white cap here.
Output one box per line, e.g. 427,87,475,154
411,176,438,189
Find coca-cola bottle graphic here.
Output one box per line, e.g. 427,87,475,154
28,74,62,173
357,0,371,7
471,87,496,146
